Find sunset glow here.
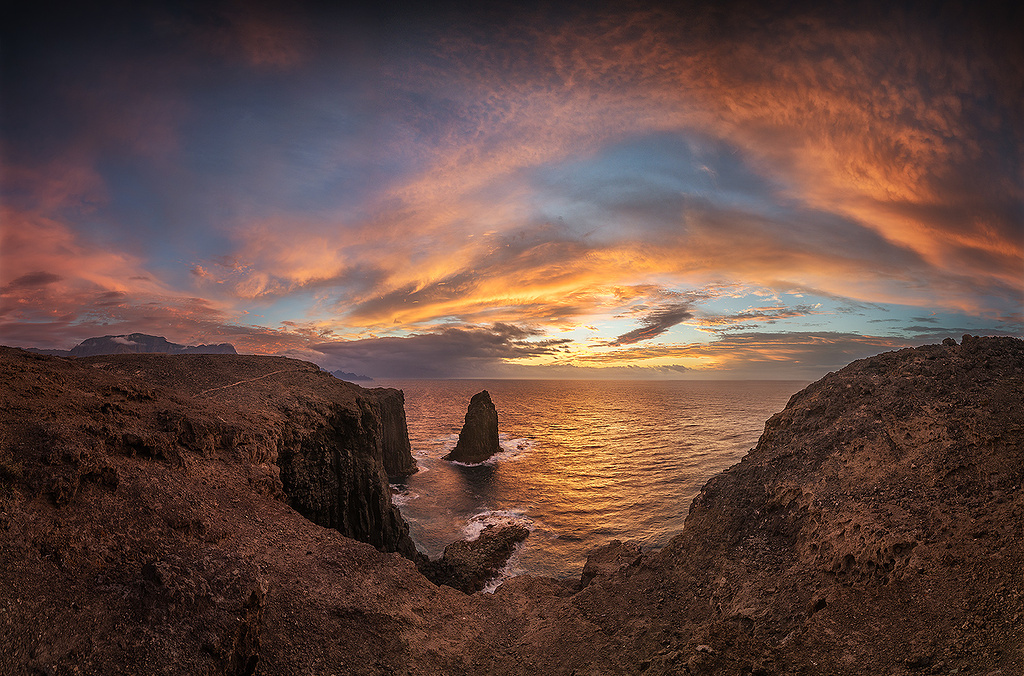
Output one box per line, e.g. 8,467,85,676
2,2,1021,378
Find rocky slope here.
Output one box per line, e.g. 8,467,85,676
557,335,1024,675
1,336,1021,675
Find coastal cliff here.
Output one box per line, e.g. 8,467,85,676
0,349,419,555
367,388,418,477
1,337,1021,675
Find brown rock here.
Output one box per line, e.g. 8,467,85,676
2,337,1021,675
419,523,530,594
580,540,642,587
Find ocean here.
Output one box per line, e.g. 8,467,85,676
377,379,806,588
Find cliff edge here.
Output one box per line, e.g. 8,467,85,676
1,336,1021,675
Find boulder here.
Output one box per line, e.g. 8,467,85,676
419,523,530,593
443,390,501,464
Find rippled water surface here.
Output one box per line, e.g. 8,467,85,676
376,379,805,581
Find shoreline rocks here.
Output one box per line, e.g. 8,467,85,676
443,390,501,464
418,523,530,594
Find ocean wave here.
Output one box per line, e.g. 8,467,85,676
448,434,535,467
389,484,419,507
462,508,534,541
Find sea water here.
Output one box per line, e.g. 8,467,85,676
377,379,805,586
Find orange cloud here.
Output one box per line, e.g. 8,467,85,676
363,3,1021,318
570,331,911,376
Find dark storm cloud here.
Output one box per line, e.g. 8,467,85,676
3,272,63,290
312,323,571,378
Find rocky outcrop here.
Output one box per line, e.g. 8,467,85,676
367,388,417,477
0,349,415,557
564,335,1024,674
419,524,530,594
443,390,501,464
579,540,642,587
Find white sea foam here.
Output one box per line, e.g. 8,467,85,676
389,484,418,507
447,434,534,467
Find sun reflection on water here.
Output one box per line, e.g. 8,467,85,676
381,378,804,580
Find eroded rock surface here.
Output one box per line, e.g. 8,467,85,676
368,388,417,478
443,390,501,464
580,540,643,587
1,336,1021,675
419,524,530,594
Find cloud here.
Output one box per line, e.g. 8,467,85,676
379,1,1022,315
606,303,693,346
698,304,824,330
576,331,918,378
3,272,63,290
2,1,1020,372
312,323,571,378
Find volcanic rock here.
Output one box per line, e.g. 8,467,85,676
443,390,501,464
368,388,418,477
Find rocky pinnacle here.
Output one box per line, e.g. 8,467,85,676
443,390,501,464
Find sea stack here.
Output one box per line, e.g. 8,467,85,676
443,390,501,464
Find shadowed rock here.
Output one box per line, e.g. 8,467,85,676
2,337,1022,675
419,524,530,594
443,390,500,464
368,388,417,477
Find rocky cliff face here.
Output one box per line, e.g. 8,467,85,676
367,388,417,477
443,390,501,464
560,335,1024,675
1,337,1021,676
0,349,416,558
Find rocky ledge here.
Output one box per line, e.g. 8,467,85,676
1,336,1021,675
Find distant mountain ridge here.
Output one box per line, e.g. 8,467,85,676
330,369,374,382
26,333,237,357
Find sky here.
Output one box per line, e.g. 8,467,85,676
2,0,1022,379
